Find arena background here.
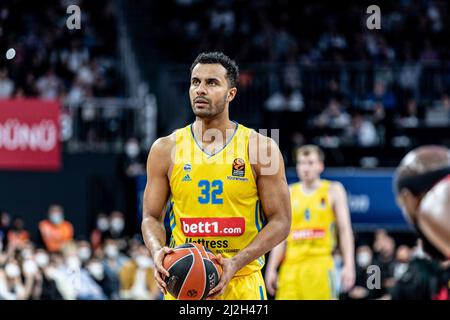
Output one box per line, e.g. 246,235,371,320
0,0,449,300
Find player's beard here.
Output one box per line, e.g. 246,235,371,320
192,93,227,119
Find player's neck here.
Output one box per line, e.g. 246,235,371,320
301,179,321,194
193,117,236,143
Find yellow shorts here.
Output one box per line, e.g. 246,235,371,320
164,270,267,300
276,255,337,300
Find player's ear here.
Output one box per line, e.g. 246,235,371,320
227,87,237,102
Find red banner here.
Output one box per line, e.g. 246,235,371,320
0,99,61,171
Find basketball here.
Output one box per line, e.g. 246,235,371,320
162,243,223,300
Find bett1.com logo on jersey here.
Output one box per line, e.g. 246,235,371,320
181,218,245,237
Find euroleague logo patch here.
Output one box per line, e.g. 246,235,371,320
232,158,245,177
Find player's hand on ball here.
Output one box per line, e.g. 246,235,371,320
340,263,356,293
153,246,174,294
207,254,237,299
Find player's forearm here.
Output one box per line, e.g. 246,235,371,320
141,215,166,258
266,240,286,272
339,226,355,267
231,217,289,273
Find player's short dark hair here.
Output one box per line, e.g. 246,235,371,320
296,145,325,163
190,52,239,88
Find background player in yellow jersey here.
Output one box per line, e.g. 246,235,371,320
141,52,291,300
265,145,355,299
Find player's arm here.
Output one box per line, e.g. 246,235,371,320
141,135,175,293
209,134,291,298
331,181,355,292
264,240,286,296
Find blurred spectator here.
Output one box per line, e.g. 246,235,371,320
90,212,110,250
38,205,74,253
102,239,129,300
119,245,160,300
35,68,62,100
86,257,116,299
7,217,30,249
397,98,420,128
343,113,379,146
107,211,126,240
77,240,92,266
392,245,411,281
314,98,350,128
365,81,397,111
0,211,11,249
346,245,378,300
122,138,145,178
265,85,304,112
0,69,15,98
33,249,64,300
0,258,34,300
426,93,450,126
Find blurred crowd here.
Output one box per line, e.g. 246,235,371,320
149,0,450,166
2,204,449,300
0,0,120,101
0,206,160,300
336,229,450,300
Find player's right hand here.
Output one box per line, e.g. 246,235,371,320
264,268,278,296
153,246,174,294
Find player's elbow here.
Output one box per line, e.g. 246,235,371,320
278,214,291,241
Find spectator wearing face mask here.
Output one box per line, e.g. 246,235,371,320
0,258,34,300
33,249,63,300
61,249,106,300
38,205,74,253
119,245,160,300
345,245,382,300
122,138,145,178
7,217,30,249
90,212,110,250
102,239,128,299
86,257,116,299
107,211,126,240
77,240,92,266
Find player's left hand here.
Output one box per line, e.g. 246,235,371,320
340,263,356,293
207,254,238,299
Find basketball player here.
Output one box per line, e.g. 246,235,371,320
141,52,291,300
265,145,355,299
394,145,450,260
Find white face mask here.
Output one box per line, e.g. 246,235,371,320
35,253,50,268
21,249,33,259
78,247,91,261
125,143,140,158
135,255,153,269
88,262,104,280
110,218,124,232
394,263,409,280
23,260,38,275
357,252,372,267
105,245,118,259
66,256,81,270
5,263,21,278
97,218,109,231
50,213,63,225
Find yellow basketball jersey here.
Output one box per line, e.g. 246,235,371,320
284,180,336,264
167,122,266,276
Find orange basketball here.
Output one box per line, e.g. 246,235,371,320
162,243,222,300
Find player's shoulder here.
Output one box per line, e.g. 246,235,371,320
150,132,177,153
328,180,346,195
248,130,280,153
